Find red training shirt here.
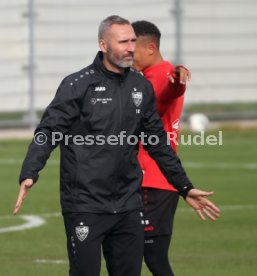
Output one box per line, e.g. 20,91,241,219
138,61,186,191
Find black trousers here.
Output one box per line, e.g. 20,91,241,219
63,210,144,276
142,188,179,276
144,235,174,276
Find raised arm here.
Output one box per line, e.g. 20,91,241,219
140,83,220,220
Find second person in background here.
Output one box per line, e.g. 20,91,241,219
132,20,213,276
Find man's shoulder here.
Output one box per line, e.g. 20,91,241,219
162,60,174,68
128,67,143,78
150,61,174,74
129,68,152,86
61,65,96,86
143,61,175,86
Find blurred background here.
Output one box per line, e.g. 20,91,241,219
0,1,257,276
1,0,257,128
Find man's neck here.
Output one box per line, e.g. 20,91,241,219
149,52,163,67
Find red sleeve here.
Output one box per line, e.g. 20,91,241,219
146,70,186,117
171,75,186,98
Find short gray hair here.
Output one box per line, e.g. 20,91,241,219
98,15,130,40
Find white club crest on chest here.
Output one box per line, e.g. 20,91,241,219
132,89,143,107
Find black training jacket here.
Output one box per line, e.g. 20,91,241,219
19,52,193,214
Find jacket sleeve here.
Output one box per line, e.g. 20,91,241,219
19,78,85,184
140,82,194,198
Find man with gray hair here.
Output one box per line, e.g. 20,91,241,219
14,15,220,276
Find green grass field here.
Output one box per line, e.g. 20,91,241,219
0,129,257,275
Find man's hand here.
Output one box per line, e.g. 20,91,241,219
185,188,221,221
169,65,191,84
13,179,33,215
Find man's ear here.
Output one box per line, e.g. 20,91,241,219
99,39,107,53
147,42,156,56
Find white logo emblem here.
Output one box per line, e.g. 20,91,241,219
132,92,143,107
172,119,180,130
90,98,97,105
94,86,106,91
75,223,89,242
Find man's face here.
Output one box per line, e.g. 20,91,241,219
100,24,137,69
133,36,152,71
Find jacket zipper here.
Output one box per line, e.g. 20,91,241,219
113,78,124,213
